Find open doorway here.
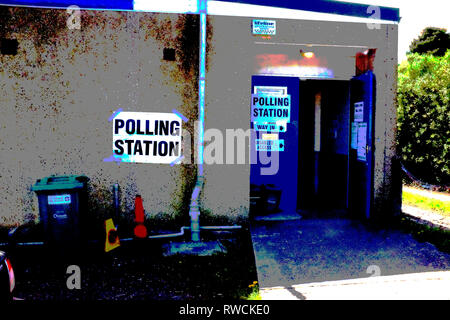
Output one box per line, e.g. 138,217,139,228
297,80,350,214
250,74,375,219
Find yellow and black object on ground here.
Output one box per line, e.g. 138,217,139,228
104,218,120,253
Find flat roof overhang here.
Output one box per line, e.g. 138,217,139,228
0,0,400,23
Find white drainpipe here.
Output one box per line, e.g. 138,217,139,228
188,0,207,242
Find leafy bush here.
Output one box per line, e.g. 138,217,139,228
397,51,450,185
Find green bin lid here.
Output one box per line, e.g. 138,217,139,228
31,175,89,191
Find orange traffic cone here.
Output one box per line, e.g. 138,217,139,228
105,218,120,252
134,195,148,238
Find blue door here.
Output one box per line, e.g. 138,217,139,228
348,71,375,219
250,76,299,213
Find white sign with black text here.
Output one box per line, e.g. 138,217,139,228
112,112,182,164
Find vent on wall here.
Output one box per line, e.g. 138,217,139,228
1,39,18,55
163,48,176,61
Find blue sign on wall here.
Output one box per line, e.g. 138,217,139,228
252,19,276,35
250,75,299,212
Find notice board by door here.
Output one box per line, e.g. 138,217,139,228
250,75,299,212
348,71,375,219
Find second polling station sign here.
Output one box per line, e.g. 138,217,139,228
251,94,291,123
113,112,182,164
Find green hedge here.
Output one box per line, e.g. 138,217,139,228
397,51,450,185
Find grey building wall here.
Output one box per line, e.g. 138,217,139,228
0,8,199,227
202,15,399,220
0,8,399,227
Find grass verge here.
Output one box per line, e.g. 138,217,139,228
402,189,450,217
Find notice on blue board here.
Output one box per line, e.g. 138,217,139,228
256,139,284,152
253,121,287,132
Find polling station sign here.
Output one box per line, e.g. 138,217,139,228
112,112,182,164
251,94,291,123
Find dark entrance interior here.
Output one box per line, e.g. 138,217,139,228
297,80,350,213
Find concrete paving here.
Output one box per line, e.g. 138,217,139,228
402,205,450,230
260,271,450,300
250,216,450,298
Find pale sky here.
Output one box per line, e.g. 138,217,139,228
134,0,450,63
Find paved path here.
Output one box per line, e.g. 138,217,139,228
403,205,450,230
250,216,450,297
260,271,450,300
